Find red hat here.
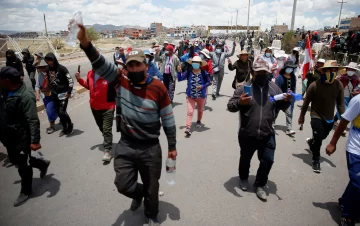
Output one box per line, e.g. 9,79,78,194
126,47,133,52
166,45,174,53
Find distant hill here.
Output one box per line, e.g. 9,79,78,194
85,24,147,32
0,30,19,35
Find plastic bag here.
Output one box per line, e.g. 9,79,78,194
66,11,83,47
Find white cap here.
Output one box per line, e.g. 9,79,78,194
317,59,326,63
293,47,300,51
164,41,169,44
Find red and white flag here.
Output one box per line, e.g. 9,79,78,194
301,37,312,80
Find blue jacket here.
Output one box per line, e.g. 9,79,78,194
177,69,210,99
147,62,163,81
275,73,297,93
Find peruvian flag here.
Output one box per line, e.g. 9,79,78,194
301,37,312,80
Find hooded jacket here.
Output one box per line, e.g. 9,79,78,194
45,53,74,95
6,50,24,77
147,62,164,81
208,46,235,71
21,48,36,74
228,59,253,84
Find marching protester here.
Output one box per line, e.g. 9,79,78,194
44,53,74,137
275,60,297,136
288,47,300,74
228,49,253,89
21,49,36,90
227,57,292,201
76,24,177,226
261,47,277,81
177,56,210,136
113,46,121,63
176,40,185,58
209,41,236,100
325,93,360,226
35,60,58,134
199,49,213,105
298,60,345,173
159,41,169,56
273,50,288,79
306,59,325,90
0,66,51,207
205,40,214,52
144,50,163,81
75,68,116,162
155,44,180,104
33,52,44,67
6,49,24,79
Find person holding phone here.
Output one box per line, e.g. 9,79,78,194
227,57,291,202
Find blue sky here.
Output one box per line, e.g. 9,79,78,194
0,0,359,31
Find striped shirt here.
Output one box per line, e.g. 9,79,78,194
82,43,176,150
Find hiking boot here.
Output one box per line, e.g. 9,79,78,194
148,217,160,226
341,218,355,226
286,130,296,136
67,123,74,135
312,161,321,173
255,186,267,201
185,128,192,136
130,197,143,211
14,193,31,207
46,127,55,134
40,160,51,179
196,121,202,128
239,179,248,191
212,94,216,100
102,151,112,162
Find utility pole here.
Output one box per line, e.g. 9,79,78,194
228,21,229,34
43,13,48,37
290,0,297,31
231,15,233,33
247,0,251,32
236,9,238,34
337,0,347,31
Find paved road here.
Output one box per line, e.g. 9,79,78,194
0,45,356,226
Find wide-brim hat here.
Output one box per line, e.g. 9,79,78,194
187,56,207,67
35,52,43,58
320,60,343,69
237,49,250,57
344,62,359,71
274,50,288,58
199,49,210,59
36,59,48,68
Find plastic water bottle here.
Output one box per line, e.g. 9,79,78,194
66,11,83,47
166,158,176,186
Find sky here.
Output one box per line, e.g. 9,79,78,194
0,0,359,32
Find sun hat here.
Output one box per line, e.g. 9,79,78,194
186,56,207,67
253,57,271,73
320,60,343,69
35,52,44,58
237,49,250,58
126,50,146,65
200,49,211,59
344,62,359,71
36,59,47,68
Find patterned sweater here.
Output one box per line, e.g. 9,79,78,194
81,43,176,150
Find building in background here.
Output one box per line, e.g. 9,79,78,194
339,17,351,32
349,15,360,32
271,24,289,34
150,22,162,36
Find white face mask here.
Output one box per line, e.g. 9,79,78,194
347,71,355,76
117,64,123,70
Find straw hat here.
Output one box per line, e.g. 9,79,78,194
237,49,250,58
200,49,211,59
344,62,359,71
320,60,343,69
187,56,207,67
36,59,47,68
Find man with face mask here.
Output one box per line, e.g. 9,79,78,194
144,50,163,81
306,59,325,90
298,60,345,173
6,49,24,79
209,41,236,100
227,57,292,201
228,50,253,89
76,23,177,226
21,48,36,90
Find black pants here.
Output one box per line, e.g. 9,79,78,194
238,135,276,187
114,139,162,218
53,97,72,130
310,118,333,161
91,108,114,151
7,146,48,194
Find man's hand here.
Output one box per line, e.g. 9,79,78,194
75,72,80,81
30,143,42,151
326,143,336,156
76,24,89,48
177,65,181,72
66,93,71,99
298,116,305,125
283,93,292,102
168,150,177,160
239,93,252,105
351,90,360,97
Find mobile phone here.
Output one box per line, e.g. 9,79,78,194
77,65,81,73
244,85,252,96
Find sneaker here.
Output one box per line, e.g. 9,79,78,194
196,121,202,128
306,138,313,149
255,186,267,201
59,129,67,137
286,130,296,136
148,217,160,226
341,218,355,226
46,127,55,134
40,160,51,179
212,94,216,100
312,161,321,173
14,193,31,207
67,123,74,135
185,128,192,136
239,179,248,191
130,197,143,211
102,151,112,162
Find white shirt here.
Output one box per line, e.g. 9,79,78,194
341,94,360,155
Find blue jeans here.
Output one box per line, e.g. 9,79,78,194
340,152,360,220
43,96,58,122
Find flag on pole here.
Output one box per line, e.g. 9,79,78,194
301,36,312,80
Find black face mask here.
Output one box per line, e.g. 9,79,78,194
128,71,146,84
253,73,268,86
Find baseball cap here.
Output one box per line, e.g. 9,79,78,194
317,59,326,64
0,66,20,79
166,45,174,53
126,50,146,65
253,57,271,73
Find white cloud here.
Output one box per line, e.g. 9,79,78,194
322,11,333,16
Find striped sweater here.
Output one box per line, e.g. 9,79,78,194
82,43,176,150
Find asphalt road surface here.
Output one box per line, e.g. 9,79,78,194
0,44,357,226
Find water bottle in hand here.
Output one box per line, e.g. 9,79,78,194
66,11,83,47
166,158,176,186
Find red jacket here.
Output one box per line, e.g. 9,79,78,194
78,70,116,110
201,59,213,75
205,45,214,52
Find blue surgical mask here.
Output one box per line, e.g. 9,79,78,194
216,49,222,54
192,63,200,69
285,68,293,74
265,53,271,57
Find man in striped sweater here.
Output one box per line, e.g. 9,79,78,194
77,24,177,226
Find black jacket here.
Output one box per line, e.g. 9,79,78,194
228,59,253,86
21,48,36,74
227,80,290,138
6,50,24,77
45,53,74,95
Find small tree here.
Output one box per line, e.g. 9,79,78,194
282,31,300,53
52,38,65,50
86,27,101,42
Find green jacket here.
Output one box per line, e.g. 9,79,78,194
2,83,40,147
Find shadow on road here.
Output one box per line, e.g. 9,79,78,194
292,149,336,168
312,202,341,225
112,201,180,226
66,129,84,137
179,123,210,133
0,152,8,162
14,173,61,198
172,102,183,108
274,125,288,133
204,105,213,112
224,176,282,200
90,143,117,152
